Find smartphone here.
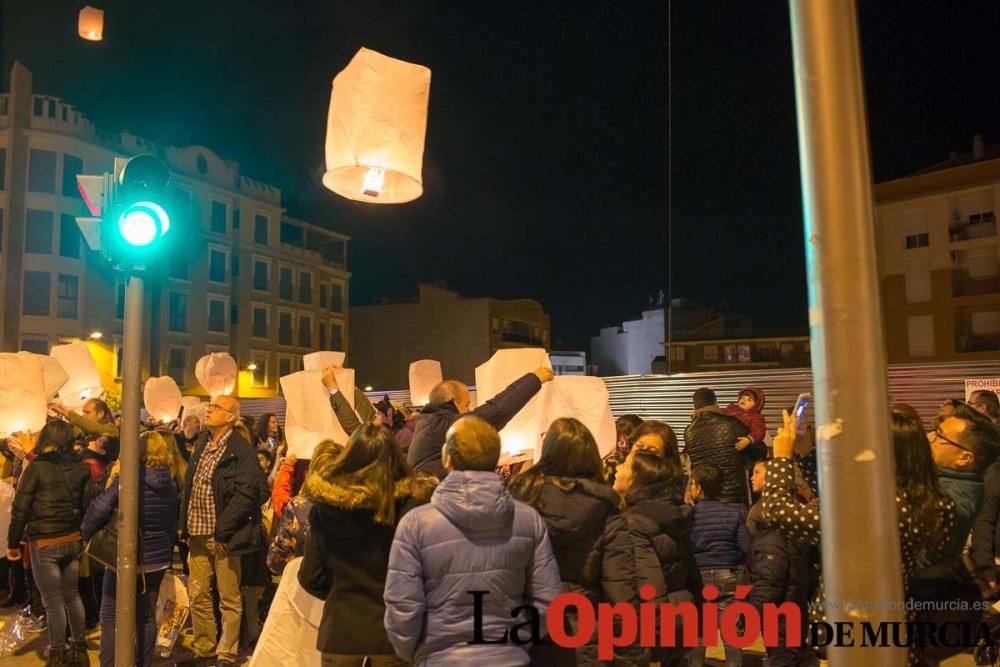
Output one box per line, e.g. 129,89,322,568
793,392,811,426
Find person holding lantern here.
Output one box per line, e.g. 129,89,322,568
6,420,92,667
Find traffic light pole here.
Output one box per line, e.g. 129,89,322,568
788,2,905,665
115,273,143,666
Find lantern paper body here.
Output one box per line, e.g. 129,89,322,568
280,370,353,459
547,377,617,458
78,6,104,41
475,349,553,456
0,354,48,437
144,377,183,423
50,343,102,408
180,397,207,427
15,352,69,403
323,48,431,204
302,351,346,372
195,353,238,397
409,360,442,407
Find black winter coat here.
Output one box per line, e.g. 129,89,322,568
971,461,1000,585
684,407,751,505
8,449,91,547
298,472,438,656
179,430,266,555
625,477,701,596
515,477,664,667
408,373,542,479
744,502,811,610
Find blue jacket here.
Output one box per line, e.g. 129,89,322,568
690,499,750,570
384,470,563,666
81,466,179,570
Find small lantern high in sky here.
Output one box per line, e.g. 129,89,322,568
78,6,104,41
322,48,431,204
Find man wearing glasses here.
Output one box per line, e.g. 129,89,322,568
179,395,266,667
925,406,1000,567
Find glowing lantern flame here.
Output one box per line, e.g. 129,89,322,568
361,167,386,198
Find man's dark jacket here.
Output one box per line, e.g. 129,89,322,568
684,406,751,505
972,461,1000,584
179,429,266,555
407,373,542,479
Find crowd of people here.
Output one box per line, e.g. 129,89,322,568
2,366,1000,667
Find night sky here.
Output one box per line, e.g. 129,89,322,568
3,1,1000,350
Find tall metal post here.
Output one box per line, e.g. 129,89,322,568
115,273,143,666
788,2,906,665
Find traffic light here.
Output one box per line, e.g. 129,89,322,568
76,154,172,268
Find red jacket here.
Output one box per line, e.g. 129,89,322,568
724,386,767,443
271,463,295,518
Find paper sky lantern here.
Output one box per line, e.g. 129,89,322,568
547,376,617,458
50,343,102,408
195,352,238,397
302,351,346,371
280,370,351,459
0,354,48,437
78,6,104,41
15,352,70,403
322,47,431,204
409,360,442,407
475,348,553,456
144,377,183,423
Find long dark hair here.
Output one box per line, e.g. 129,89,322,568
253,412,282,446
628,420,684,480
509,417,605,505
310,423,410,525
628,451,676,492
36,420,77,460
891,411,951,560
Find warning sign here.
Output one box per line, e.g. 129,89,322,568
964,379,1000,401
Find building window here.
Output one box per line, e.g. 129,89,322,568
209,249,227,283
252,306,268,338
208,299,226,332
331,322,343,350
166,348,187,386
298,272,312,304
21,335,49,355
318,322,328,350
61,106,67,122
253,259,269,291
319,284,329,309
62,154,83,197
907,315,934,357
169,253,189,280
905,233,929,249
251,354,268,387
47,100,55,118
703,345,718,361
669,347,685,362
168,292,188,332
59,214,81,258
278,312,293,345
0,148,6,190
738,344,751,363
114,340,124,378
278,356,292,379
171,188,190,229
57,274,78,319
780,343,795,358
115,282,125,320
254,214,268,245
280,222,304,247
723,345,738,363
232,209,240,230
22,271,50,316
331,282,344,314
210,201,227,234
25,209,53,253
279,267,293,300
28,149,56,192
33,97,43,116
298,315,312,348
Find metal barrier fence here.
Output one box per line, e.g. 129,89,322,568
241,360,1000,447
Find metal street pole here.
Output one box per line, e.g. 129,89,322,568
115,273,143,666
787,2,906,665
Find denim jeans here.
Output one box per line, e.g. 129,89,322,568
688,568,743,667
28,540,86,650
99,568,165,667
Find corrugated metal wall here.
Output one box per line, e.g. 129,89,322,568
241,361,1000,446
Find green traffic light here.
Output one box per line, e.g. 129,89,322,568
118,201,170,247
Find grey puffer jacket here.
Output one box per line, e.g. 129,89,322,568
384,470,563,666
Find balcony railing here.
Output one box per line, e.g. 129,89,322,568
501,332,545,346
956,333,1000,353
950,219,997,242
953,274,1000,297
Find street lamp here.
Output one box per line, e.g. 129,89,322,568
89,331,103,340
